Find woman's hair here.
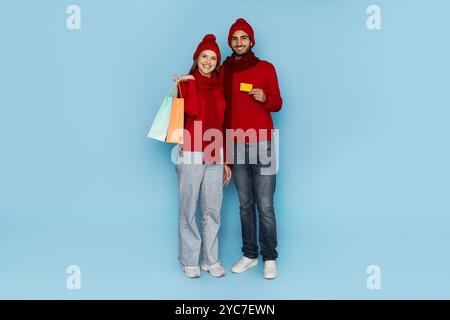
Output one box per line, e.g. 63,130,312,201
189,58,220,75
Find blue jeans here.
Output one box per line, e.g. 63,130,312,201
232,140,278,261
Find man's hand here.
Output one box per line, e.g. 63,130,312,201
223,164,232,186
249,88,266,103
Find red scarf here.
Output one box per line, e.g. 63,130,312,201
222,51,260,132
223,51,259,105
192,69,220,91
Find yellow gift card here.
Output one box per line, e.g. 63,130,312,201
240,83,253,92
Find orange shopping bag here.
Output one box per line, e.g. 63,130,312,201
165,81,184,144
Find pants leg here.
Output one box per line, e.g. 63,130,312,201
252,166,278,261
176,161,205,266
232,163,258,259
199,164,224,265
253,140,278,261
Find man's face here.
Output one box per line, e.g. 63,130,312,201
231,30,251,56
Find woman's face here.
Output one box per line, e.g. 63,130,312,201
197,50,217,77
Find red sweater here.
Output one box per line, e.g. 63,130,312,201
223,52,282,143
178,70,226,161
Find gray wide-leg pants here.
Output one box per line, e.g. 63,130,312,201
175,152,224,266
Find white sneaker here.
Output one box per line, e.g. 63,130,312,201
263,260,278,279
201,262,226,277
183,265,201,278
231,256,259,273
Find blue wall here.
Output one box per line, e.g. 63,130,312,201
1,0,449,299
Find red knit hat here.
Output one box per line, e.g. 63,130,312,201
193,34,221,63
228,18,255,48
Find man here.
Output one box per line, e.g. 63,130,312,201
222,18,282,279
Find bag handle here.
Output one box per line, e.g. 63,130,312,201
177,80,183,98
168,80,183,98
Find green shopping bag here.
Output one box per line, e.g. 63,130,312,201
147,84,178,142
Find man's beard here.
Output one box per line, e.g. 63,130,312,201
233,47,250,57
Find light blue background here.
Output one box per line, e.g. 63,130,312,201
1,0,449,299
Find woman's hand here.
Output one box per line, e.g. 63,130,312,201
173,73,195,83
223,164,232,186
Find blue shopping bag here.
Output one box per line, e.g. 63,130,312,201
147,84,177,142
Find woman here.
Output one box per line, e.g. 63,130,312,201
175,34,232,278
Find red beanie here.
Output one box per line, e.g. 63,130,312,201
193,34,221,63
228,18,255,48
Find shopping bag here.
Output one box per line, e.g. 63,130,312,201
147,85,177,142
165,82,184,144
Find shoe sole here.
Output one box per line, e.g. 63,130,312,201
201,265,225,277
231,260,259,273
209,272,225,277
184,268,201,278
